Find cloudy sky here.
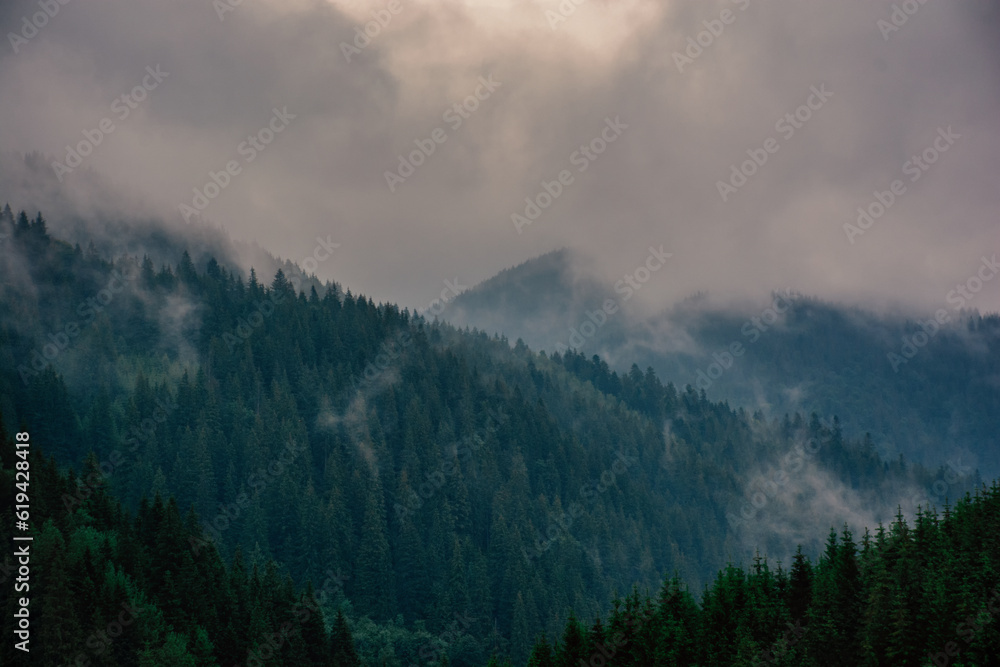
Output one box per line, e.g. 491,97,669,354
1,0,998,314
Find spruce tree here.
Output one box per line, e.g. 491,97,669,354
355,471,396,619
330,609,361,666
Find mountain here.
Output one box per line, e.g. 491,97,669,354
0,206,983,665
0,151,333,300
444,249,1000,480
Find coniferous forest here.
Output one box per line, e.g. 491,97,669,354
4,0,1000,663
1,210,998,665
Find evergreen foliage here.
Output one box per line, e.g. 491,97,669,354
0,211,995,665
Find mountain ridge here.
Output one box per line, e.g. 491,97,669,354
444,249,1000,479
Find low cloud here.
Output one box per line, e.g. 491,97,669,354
1,0,998,314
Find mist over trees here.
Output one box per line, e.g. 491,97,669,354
0,211,995,665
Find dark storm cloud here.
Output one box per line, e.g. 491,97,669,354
1,0,997,314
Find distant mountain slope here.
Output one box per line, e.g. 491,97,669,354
442,248,614,347
0,151,334,297
444,250,1000,479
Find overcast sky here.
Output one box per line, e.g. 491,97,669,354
1,0,998,314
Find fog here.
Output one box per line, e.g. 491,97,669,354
2,0,999,314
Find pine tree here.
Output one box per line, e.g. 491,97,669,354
295,585,329,666
395,513,431,622
330,609,361,666
527,633,556,667
556,611,587,667
832,525,863,664
787,546,813,621
178,250,197,284
510,592,533,666
34,523,84,663
354,471,396,619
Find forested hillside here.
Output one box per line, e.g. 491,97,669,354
0,209,987,665
527,485,1000,667
0,421,362,667
444,249,1000,478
